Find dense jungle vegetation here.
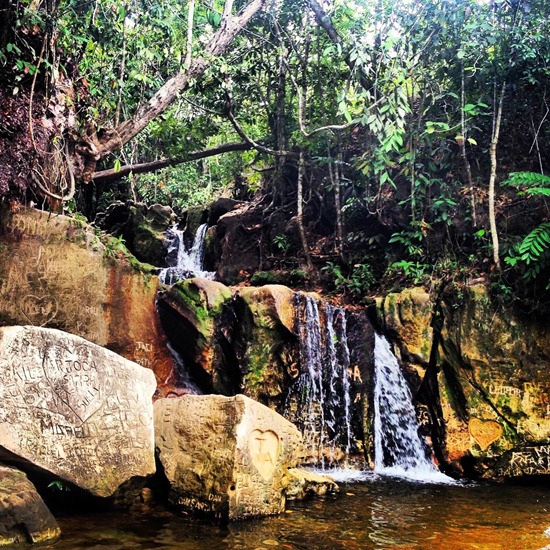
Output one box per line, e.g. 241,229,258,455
1,0,549,310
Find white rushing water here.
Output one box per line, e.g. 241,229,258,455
373,333,453,483
289,294,355,469
159,223,214,284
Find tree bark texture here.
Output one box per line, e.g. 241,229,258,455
84,0,266,182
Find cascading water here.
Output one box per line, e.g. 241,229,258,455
373,333,451,482
159,223,214,284
286,294,354,469
156,223,215,395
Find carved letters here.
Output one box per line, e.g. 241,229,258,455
0,326,157,497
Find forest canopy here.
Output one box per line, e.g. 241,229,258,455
1,0,549,307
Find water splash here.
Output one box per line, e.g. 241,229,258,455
373,333,452,483
159,223,214,284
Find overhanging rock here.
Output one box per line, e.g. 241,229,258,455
154,394,304,521
0,326,157,497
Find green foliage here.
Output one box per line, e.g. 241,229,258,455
48,480,70,492
321,261,374,299
272,234,290,253
387,260,430,286
502,172,550,287
504,223,550,286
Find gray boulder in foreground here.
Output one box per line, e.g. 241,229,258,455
0,326,157,497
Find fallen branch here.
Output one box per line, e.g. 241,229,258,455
91,141,253,184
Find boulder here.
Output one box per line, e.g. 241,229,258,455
376,287,434,366
95,201,176,266
285,468,339,500
158,278,235,393
0,326,157,497
0,206,177,395
0,464,60,545
237,285,298,403
376,284,550,478
437,285,550,475
154,394,303,521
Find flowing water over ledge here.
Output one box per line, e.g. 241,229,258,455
20,478,550,550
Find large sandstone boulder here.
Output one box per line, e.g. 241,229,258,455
0,206,176,395
0,465,60,545
0,326,157,497
158,278,236,393
154,394,303,521
236,285,297,403
438,285,550,475
376,284,550,478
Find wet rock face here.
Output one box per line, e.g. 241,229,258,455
0,326,157,497
95,201,176,266
377,284,550,478
154,394,303,521
0,207,176,394
0,464,61,545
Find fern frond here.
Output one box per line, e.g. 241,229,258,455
502,172,550,188
517,222,550,279
523,187,550,197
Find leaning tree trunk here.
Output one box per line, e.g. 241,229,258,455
77,0,266,183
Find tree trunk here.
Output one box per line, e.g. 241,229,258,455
80,0,266,182
489,81,506,269
92,141,252,184
296,150,314,273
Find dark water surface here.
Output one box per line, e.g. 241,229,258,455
27,475,550,550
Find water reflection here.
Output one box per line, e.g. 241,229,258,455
15,478,550,550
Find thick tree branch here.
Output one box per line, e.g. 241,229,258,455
91,141,253,184
82,0,266,182
307,0,372,94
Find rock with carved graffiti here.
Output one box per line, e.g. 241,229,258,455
0,326,157,497
0,464,61,545
0,206,177,397
154,394,304,521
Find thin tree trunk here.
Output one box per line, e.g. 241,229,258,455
330,151,345,260
184,0,195,69
296,150,314,273
489,80,506,269
460,64,476,226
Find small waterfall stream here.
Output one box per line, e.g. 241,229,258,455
287,294,354,469
373,333,451,482
159,223,214,284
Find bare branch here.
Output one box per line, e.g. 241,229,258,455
91,141,253,184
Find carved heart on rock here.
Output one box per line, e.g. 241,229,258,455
249,429,279,481
468,418,503,450
21,295,58,326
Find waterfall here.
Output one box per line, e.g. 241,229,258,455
286,294,354,469
159,223,214,284
373,333,450,482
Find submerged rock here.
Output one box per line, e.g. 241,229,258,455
285,468,339,500
0,464,60,545
154,394,303,521
0,326,157,497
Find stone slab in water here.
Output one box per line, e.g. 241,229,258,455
0,464,61,545
154,394,303,521
0,326,157,497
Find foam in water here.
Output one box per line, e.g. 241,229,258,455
373,333,454,484
159,223,214,284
